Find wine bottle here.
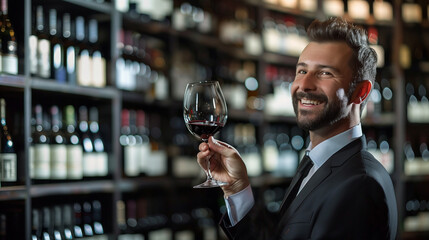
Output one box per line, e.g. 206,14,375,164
121,109,136,177
88,19,106,88
82,202,94,237
380,76,393,113
89,107,108,177
277,129,300,177
49,9,66,83
368,27,385,68
32,209,42,240
78,106,95,177
64,105,83,180
127,109,144,177
92,200,106,240
41,207,54,240
62,13,77,85
49,105,67,180
52,206,65,240
29,6,38,76
36,5,51,78
76,16,92,87
136,110,151,175
30,104,51,180
72,203,84,239
0,0,18,75
62,205,74,240
0,98,17,185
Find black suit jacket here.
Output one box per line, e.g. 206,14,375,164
220,136,398,240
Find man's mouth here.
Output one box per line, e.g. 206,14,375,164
301,98,322,106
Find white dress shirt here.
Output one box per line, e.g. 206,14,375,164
224,124,363,226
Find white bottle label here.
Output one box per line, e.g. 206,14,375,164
83,152,98,177
125,144,139,177
50,144,68,179
3,41,18,74
92,51,106,88
263,143,279,172
96,152,108,176
38,39,51,78
29,146,35,179
34,144,51,179
146,150,167,176
139,142,151,174
242,152,262,177
77,49,92,86
66,144,83,179
0,153,17,182
29,35,38,74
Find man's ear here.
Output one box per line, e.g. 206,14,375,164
351,80,372,104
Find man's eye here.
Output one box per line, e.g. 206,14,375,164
321,71,332,76
297,70,307,74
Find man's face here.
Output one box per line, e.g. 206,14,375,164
291,41,354,131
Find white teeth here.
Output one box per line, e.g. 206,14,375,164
301,99,321,105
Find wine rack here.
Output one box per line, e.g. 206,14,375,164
0,0,428,239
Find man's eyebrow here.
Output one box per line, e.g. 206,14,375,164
296,62,340,73
296,62,307,68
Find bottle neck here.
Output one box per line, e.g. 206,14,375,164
0,99,6,126
36,6,45,33
63,13,71,39
1,0,8,16
75,16,85,42
49,9,58,37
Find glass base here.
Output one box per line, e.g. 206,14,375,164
193,178,228,188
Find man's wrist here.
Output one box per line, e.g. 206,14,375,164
222,178,250,197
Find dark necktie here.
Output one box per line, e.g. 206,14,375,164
279,153,314,216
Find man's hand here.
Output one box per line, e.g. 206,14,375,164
197,136,250,197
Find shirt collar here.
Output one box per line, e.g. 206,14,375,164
307,124,363,169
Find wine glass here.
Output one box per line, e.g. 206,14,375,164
183,81,228,188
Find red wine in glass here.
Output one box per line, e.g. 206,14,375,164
185,120,225,142
183,81,228,188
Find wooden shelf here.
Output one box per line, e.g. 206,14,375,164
29,180,115,198
30,78,119,99
0,185,27,201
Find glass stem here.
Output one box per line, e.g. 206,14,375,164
206,159,213,180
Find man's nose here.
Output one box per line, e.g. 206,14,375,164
296,73,317,91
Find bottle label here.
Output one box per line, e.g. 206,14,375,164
2,40,18,75
37,39,51,78
0,153,17,182
33,143,51,179
50,144,68,179
125,145,139,176
77,50,92,86
66,144,83,179
92,51,106,88
83,152,98,177
146,150,167,176
96,152,108,176
139,142,151,174
29,35,38,74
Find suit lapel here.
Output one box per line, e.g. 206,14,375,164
282,164,331,220
279,137,365,225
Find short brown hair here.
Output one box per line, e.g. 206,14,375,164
306,17,377,111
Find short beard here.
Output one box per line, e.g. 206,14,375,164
293,90,349,131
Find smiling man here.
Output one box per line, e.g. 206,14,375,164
196,17,398,239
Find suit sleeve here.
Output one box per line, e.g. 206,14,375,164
220,199,280,240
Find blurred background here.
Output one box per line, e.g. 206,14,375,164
0,0,428,239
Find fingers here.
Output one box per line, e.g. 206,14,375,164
197,142,211,170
